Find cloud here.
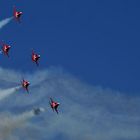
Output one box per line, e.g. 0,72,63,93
0,67,139,140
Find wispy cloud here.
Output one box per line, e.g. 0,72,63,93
0,67,139,140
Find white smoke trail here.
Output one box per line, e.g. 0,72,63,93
0,17,13,30
13,110,35,123
0,110,35,140
0,86,21,101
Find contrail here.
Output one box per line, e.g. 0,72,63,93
0,17,13,30
0,86,21,101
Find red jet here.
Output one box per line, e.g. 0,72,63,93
0,42,11,57
13,6,22,22
31,50,41,66
49,98,60,114
21,79,30,93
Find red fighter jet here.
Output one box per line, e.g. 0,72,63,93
31,50,41,66
21,79,30,93
13,6,22,22
49,98,60,114
0,42,11,57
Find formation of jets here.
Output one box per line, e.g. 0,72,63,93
0,42,11,57
50,98,60,114
21,78,30,92
13,6,22,23
32,50,41,66
1,6,60,114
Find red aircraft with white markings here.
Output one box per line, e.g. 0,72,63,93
0,42,11,57
21,79,30,93
31,50,41,66
49,98,60,114
13,6,22,22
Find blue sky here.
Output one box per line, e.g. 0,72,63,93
1,0,140,93
0,1,140,140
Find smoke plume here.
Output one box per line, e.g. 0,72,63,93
0,110,35,140
0,86,21,101
0,17,13,30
